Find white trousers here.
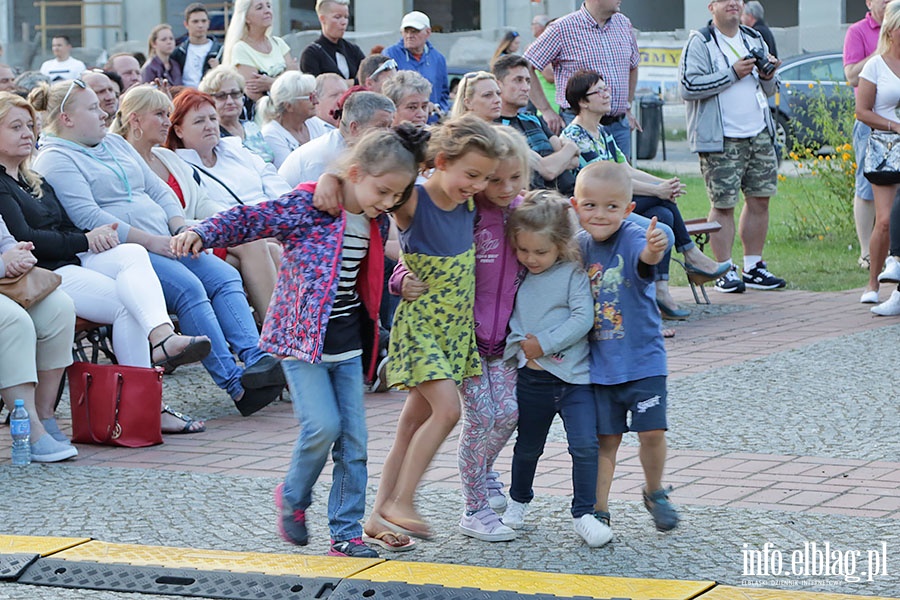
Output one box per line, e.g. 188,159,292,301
56,244,172,367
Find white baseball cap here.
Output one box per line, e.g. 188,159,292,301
401,11,430,31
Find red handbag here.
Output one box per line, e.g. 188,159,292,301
69,362,164,447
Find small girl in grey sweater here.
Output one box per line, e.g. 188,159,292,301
501,190,612,548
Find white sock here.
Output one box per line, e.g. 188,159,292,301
743,255,762,271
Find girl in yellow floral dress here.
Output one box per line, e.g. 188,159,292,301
363,115,505,543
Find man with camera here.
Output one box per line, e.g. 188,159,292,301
679,0,784,293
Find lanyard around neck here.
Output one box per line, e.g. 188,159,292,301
713,29,748,61
54,137,133,201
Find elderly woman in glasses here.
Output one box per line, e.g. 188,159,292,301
257,71,327,168
199,65,274,162
560,69,731,320
31,79,287,417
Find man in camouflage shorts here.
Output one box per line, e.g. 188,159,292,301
679,0,785,293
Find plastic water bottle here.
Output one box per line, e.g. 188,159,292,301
10,399,31,466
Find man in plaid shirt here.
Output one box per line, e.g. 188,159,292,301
524,0,641,159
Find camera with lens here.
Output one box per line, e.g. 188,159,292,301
745,47,776,77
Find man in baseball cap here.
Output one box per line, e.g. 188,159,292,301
383,10,449,121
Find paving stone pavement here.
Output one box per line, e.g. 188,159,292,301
1,286,899,600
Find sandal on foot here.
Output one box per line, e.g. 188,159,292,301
661,327,676,339
362,531,416,552
376,514,432,540
152,334,211,374
161,405,206,434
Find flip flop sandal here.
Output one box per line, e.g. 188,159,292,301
161,405,206,434
152,334,212,374
362,531,416,552
376,514,432,540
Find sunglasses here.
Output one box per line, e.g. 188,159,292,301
295,91,319,103
211,90,243,101
60,78,87,114
370,58,398,80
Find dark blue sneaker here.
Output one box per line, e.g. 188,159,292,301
328,538,378,558
275,483,308,545
643,487,680,532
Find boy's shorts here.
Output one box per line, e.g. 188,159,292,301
699,131,778,209
594,375,667,435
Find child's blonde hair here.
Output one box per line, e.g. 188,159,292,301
574,160,633,200
492,124,531,185
507,189,581,264
426,113,504,168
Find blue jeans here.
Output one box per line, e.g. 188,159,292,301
605,115,632,161
510,367,598,518
281,356,368,542
632,195,694,280
149,252,266,399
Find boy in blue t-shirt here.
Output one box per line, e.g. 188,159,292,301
571,161,680,534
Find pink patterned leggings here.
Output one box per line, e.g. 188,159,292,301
458,356,519,513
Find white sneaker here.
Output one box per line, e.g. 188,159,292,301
872,290,900,316
878,257,900,283
458,508,517,542
860,290,879,304
573,514,613,548
502,499,528,530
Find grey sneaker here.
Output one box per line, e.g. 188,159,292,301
573,514,612,548
30,433,77,462
502,499,528,530
643,487,680,532
486,471,507,511
459,507,517,542
40,417,71,445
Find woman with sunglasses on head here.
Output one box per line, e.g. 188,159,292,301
450,71,502,122
561,69,731,320
199,65,274,163
31,79,286,417
257,71,323,168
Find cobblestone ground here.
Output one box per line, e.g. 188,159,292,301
1,292,899,599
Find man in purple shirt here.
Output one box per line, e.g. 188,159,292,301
845,0,889,274
524,0,640,159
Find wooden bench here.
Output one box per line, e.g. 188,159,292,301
677,218,723,305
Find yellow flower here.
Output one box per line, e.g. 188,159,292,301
842,153,851,161
843,143,853,151
777,174,786,181
818,235,825,240
789,151,799,160
808,83,815,89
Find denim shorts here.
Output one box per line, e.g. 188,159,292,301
853,119,874,201
594,375,668,435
